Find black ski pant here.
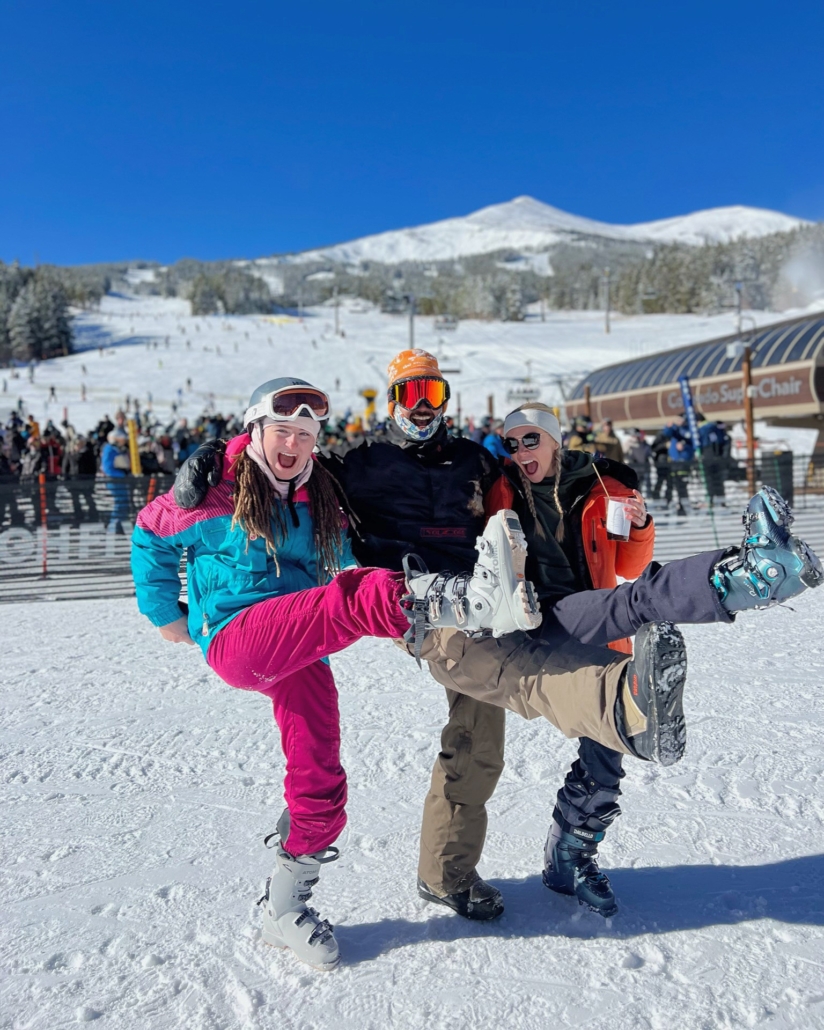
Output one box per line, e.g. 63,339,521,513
540,547,732,650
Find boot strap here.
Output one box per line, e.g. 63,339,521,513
256,875,271,906
555,812,607,845
263,832,341,865
402,553,431,667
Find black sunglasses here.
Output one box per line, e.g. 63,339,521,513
503,432,542,455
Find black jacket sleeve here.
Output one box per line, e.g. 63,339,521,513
173,439,226,509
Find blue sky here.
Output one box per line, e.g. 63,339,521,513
1,0,822,265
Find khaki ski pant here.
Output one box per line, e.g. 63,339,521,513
415,629,631,894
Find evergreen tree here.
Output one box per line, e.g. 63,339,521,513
8,283,40,360
6,273,72,361
190,274,224,315
35,276,72,355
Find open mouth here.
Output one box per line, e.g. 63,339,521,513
278,452,298,469
522,459,539,478
411,413,433,426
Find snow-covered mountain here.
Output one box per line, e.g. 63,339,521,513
629,205,811,246
286,196,811,265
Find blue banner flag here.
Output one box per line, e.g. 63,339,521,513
678,375,703,458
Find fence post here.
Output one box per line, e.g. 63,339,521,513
38,472,48,577
147,476,157,504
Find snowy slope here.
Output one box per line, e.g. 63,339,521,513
630,205,810,247
285,196,811,265
5,293,814,437
290,197,628,265
2,589,824,1029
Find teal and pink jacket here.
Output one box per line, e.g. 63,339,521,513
131,444,356,658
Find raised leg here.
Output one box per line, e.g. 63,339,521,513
541,548,731,648
208,567,410,688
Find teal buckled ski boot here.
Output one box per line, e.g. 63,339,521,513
712,486,823,613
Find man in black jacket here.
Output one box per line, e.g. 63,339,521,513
325,349,506,919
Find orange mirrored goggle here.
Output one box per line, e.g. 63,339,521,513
388,377,450,411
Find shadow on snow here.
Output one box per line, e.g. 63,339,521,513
337,854,824,964
72,321,160,353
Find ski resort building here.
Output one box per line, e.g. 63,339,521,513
566,313,824,449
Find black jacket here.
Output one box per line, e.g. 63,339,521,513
322,421,499,573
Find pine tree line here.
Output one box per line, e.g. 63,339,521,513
185,266,273,315
0,263,75,364
611,224,824,314
24,220,822,334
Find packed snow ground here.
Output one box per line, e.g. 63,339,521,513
2,589,824,1029
3,293,820,457
3,289,824,1027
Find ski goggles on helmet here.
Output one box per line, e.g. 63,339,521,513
503,431,543,455
388,376,450,411
244,386,330,426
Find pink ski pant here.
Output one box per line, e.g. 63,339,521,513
208,567,410,856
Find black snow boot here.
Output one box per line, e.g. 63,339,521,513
417,873,504,921
617,621,687,766
543,776,621,917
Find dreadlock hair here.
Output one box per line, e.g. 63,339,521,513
230,451,355,581
511,401,565,543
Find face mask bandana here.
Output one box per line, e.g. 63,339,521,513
393,407,444,442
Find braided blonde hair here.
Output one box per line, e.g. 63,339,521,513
510,402,565,542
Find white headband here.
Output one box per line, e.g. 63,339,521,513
503,409,563,445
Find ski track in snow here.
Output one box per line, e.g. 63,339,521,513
2,590,824,1029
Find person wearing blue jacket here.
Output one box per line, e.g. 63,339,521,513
661,417,694,516
100,429,130,533
482,420,509,460
699,419,730,505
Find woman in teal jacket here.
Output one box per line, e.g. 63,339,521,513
131,375,538,972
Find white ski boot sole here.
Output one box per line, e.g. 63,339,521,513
482,509,542,636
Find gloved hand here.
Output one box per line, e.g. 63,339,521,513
173,439,226,509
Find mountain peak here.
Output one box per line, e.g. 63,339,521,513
286,197,812,265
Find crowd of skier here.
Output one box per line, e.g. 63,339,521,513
128,348,823,972
0,391,750,532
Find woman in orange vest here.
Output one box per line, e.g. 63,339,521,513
485,401,654,918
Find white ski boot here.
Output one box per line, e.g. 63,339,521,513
403,509,542,659
257,833,341,972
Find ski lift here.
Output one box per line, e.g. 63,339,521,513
506,384,542,405
434,339,462,375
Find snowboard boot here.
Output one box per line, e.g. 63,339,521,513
543,786,621,918
402,509,542,661
711,486,823,613
417,872,504,921
257,815,341,971
617,621,687,766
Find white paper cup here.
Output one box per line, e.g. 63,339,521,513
606,498,632,541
